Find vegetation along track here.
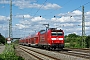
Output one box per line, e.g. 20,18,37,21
19,45,60,60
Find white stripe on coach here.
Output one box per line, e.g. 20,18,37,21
51,38,56,40
51,38,63,40
59,38,63,40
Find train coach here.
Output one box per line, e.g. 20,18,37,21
19,38,24,45
19,28,64,50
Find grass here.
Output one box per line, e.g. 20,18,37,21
0,44,24,60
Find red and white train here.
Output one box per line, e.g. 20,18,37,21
19,28,64,50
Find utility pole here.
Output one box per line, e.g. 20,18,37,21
23,16,25,37
82,6,85,48
9,0,12,40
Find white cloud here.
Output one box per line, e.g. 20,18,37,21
85,11,90,15
85,22,90,26
63,23,74,27
55,10,82,24
0,16,9,24
15,15,23,18
0,16,9,20
1,10,90,37
24,14,32,18
51,16,76,22
15,2,61,9
15,24,25,29
42,3,61,10
0,0,61,10
15,14,32,19
71,10,82,15
0,0,9,4
13,10,90,36
19,20,31,25
80,18,90,27
58,10,82,17
31,16,46,21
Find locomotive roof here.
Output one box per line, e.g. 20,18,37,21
39,30,46,32
31,32,39,37
39,28,63,32
48,28,57,30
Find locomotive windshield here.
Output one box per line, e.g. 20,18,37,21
51,32,63,36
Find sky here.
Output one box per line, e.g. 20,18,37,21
0,0,90,38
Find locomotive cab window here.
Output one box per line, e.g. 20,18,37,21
57,32,63,36
51,32,63,36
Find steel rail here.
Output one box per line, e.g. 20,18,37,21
19,46,60,60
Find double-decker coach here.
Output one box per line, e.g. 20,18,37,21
30,32,40,47
19,38,25,45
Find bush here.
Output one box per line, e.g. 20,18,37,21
0,44,24,60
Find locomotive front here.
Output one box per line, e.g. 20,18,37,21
49,28,64,49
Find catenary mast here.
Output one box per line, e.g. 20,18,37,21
9,0,12,40
82,6,85,48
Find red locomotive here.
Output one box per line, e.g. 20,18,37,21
19,28,64,50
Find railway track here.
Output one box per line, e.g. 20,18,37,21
58,50,90,59
19,46,60,60
64,48,90,53
19,45,90,60
61,48,90,59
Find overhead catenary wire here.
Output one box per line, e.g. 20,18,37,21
71,1,90,12
53,1,90,28
34,0,73,18
49,0,73,16
53,1,90,17
33,0,47,17
26,0,39,15
15,0,47,18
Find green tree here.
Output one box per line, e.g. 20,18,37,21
13,40,19,44
85,35,90,48
68,33,80,38
0,33,6,44
65,33,82,48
